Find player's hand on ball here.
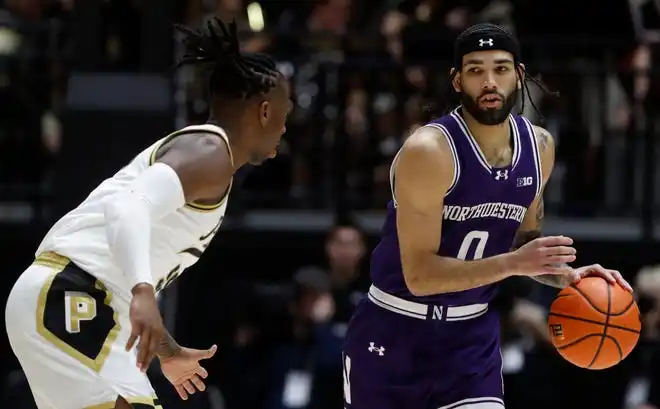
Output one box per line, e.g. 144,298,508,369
126,283,166,372
160,345,217,400
509,235,576,276
570,264,633,292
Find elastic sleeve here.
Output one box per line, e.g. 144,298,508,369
104,162,186,290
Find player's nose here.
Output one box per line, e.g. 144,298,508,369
481,72,498,89
482,79,497,90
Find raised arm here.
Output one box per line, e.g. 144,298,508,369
395,126,514,296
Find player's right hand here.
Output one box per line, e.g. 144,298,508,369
508,236,576,276
126,283,166,372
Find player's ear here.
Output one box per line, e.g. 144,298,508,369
259,101,270,127
450,68,461,92
516,63,526,90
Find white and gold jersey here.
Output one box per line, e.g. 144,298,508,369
36,124,231,299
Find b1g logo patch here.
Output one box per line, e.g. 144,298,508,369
549,324,564,338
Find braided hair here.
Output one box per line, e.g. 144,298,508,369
427,23,558,121
174,18,280,100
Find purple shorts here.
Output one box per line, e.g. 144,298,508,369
342,290,505,409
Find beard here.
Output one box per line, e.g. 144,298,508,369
460,90,518,125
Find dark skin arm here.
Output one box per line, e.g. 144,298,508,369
129,131,233,364
155,132,234,204
157,331,183,360
155,132,231,358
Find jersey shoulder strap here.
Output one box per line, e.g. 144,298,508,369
148,123,233,212
388,124,460,207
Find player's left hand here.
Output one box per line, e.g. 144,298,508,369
570,264,633,292
160,344,217,400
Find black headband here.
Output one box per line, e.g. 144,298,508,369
453,29,521,69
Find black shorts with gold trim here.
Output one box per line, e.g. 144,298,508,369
34,252,121,373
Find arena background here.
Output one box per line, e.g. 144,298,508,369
2,1,660,408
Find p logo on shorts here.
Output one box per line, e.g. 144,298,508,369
35,254,121,373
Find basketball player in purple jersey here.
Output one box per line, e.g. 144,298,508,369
342,23,633,409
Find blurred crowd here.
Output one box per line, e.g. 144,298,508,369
1,0,660,215
3,1,660,409
0,0,70,193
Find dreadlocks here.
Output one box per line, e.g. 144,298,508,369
426,23,558,122
174,18,280,100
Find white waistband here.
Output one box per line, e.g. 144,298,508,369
367,285,488,321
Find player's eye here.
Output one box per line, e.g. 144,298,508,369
467,67,481,74
495,66,509,73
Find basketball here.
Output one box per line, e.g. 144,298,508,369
547,276,641,370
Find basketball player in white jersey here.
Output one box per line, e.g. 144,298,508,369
4,18,292,409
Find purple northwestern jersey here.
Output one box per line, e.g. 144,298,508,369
370,107,542,305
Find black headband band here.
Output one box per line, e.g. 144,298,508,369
453,31,521,69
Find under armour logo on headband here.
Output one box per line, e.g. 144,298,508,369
478,38,494,47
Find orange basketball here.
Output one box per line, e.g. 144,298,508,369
548,276,641,370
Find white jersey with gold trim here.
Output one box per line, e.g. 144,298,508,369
36,123,231,299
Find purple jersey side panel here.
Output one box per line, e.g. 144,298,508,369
369,108,542,305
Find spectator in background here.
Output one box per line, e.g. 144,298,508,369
371,92,404,205
307,0,351,35
0,0,65,186
100,0,141,70
492,278,557,409
323,223,368,325
381,0,493,95
633,265,660,409
263,267,344,409
184,0,272,53
220,282,275,409
512,0,641,214
291,221,368,330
